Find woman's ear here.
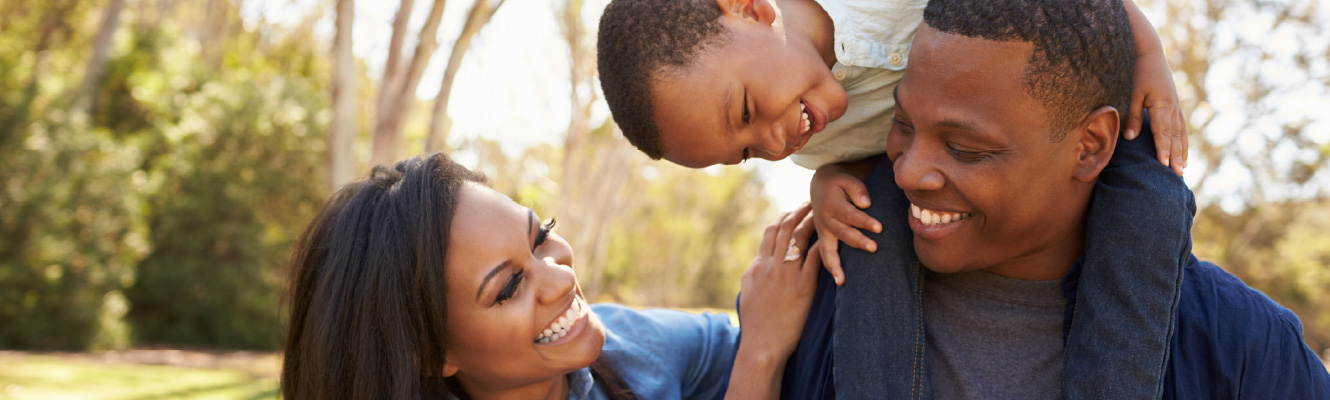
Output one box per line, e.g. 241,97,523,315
1072,106,1120,183
442,353,460,378
714,0,777,26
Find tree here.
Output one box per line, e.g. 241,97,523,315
370,0,446,166
424,0,507,152
329,0,358,190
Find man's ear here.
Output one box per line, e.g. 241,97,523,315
1072,106,1120,183
715,0,777,26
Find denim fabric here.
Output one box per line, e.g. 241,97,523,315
580,304,740,400
1067,256,1330,399
776,255,839,400
832,155,928,400
812,120,1188,399
1062,117,1192,399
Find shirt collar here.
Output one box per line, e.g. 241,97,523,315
567,367,595,400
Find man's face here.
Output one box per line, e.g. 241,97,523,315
650,10,848,168
887,25,1094,279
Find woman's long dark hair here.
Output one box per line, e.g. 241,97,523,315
281,153,634,400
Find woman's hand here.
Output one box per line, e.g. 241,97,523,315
727,203,822,399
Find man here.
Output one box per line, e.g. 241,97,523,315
782,0,1330,398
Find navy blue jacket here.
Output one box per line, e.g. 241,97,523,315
779,255,1330,399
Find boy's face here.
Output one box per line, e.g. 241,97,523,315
887,25,1097,279
650,6,848,168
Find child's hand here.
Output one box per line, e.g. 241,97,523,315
810,164,882,286
1125,49,1188,175
736,203,821,365
1123,0,1187,175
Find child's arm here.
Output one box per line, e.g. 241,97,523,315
1123,0,1188,175
810,155,885,285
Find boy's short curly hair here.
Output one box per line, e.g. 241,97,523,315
924,0,1135,139
597,0,728,160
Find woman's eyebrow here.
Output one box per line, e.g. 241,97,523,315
476,260,515,302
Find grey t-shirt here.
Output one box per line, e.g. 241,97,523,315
924,269,1067,399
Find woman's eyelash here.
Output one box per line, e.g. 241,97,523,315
534,218,557,248
494,269,525,306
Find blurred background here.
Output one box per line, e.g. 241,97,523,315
0,0,1326,398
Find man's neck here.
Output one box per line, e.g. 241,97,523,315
775,0,837,67
982,223,1087,282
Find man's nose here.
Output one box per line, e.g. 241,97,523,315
893,145,946,192
754,121,787,156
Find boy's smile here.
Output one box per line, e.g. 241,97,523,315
650,0,846,168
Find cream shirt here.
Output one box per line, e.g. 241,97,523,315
790,0,927,169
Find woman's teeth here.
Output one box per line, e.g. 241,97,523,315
911,203,971,226
534,298,583,344
800,103,811,135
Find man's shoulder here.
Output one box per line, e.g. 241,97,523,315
1177,257,1301,331
1168,257,1330,398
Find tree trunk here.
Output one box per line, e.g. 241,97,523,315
78,0,127,115
425,0,506,152
329,0,359,190
371,0,447,167
374,0,414,133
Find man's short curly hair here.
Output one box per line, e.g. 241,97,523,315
597,0,727,160
923,0,1135,140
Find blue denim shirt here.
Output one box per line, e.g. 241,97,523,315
570,304,739,400
781,256,1330,399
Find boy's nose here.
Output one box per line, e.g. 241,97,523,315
755,122,787,155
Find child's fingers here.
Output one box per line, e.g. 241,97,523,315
1169,116,1184,175
1176,110,1189,167
1125,92,1146,141
1147,100,1183,175
826,217,876,253
837,179,873,209
816,234,844,285
833,203,881,234
802,243,825,282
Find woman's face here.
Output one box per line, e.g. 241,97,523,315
442,182,605,391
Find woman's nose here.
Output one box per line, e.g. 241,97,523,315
534,257,577,305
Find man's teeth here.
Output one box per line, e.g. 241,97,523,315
534,298,583,344
910,203,971,226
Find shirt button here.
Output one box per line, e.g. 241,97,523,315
890,53,903,66
834,70,846,80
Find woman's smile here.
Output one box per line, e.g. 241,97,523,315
535,295,589,345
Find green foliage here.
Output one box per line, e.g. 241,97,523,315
0,1,329,350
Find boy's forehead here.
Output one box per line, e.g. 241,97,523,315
652,71,742,168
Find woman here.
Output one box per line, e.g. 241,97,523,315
282,153,820,399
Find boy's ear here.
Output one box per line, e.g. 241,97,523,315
1072,106,1120,183
715,0,777,26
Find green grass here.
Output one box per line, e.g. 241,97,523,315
0,354,278,400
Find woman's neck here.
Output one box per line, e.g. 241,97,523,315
456,374,569,400
776,0,837,67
